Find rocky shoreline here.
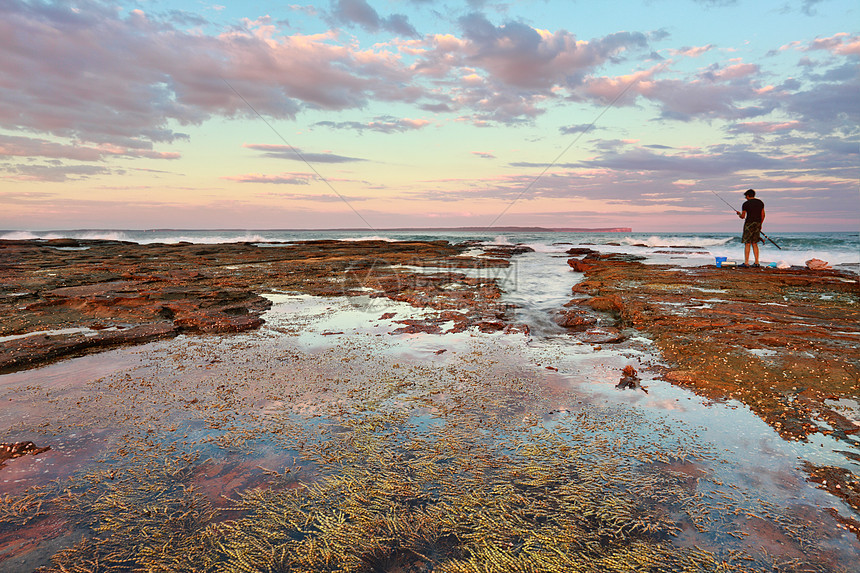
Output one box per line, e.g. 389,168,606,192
3,238,859,522
563,249,860,529
0,238,520,374
2,237,860,568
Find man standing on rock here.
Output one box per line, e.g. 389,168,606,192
736,189,765,268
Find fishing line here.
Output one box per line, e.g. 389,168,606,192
482,71,646,232
221,76,376,231
709,189,737,212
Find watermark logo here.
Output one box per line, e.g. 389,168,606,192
339,257,518,314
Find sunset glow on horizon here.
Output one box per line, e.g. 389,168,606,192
1,0,858,232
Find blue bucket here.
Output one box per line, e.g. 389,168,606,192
715,256,727,268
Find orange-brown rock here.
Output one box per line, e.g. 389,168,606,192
561,259,859,439
559,256,860,514
1,441,51,469
0,239,522,373
567,258,595,272
582,294,625,315
555,308,598,329
616,365,645,392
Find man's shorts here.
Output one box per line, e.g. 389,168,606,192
742,221,762,244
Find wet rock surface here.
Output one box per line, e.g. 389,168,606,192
0,239,516,373
803,462,860,535
3,241,860,570
554,307,598,329
1,442,51,469
564,255,860,514
616,365,647,393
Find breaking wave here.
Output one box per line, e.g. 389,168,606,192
341,235,397,242
0,230,273,244
621,235,735,248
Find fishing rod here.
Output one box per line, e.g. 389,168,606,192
709,190,782,250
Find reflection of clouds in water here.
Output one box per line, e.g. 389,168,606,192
261,285,860,489
3,290,860,565
0,326,118,343
648,398,689,412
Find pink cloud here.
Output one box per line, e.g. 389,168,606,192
0,0,855,198
582,60,773,121
2,163,110,182
0,135,180,162
418,16,649,91
256,191,370,202
0,135,103,161
97,145,181,160
222,172,315,184
579,65,662,104
731,121,803,134
668,44,714,58
241,144,366,163
0,2,413,151
312,117,430,133
835,38,860,55
399,118,431,129
330,0,417,37
808,33,860,55
0,0,785,144
407,16,655,121
710,62,759,81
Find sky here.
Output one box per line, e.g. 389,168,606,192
1,0,858,232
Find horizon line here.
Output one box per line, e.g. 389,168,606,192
4,226,635,233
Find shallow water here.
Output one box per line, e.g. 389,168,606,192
1,258,859,570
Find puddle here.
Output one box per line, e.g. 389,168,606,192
0,327,120,343
747,348,779,357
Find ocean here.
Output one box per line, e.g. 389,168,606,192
3,228,858,272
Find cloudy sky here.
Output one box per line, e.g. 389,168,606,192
1,0,857,232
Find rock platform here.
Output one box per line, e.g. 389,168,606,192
0,238,515,373
565,252,860,527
